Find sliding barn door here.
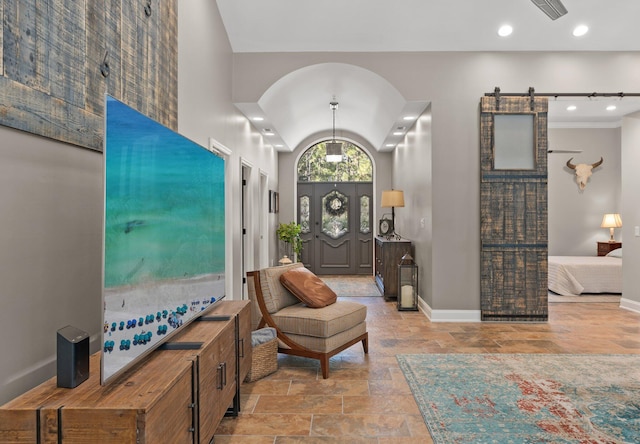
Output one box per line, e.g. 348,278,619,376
480,95,548,322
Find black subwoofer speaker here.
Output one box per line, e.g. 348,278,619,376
56,325,90,388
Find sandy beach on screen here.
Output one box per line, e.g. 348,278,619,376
101,273,225,382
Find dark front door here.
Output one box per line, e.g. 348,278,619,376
298,182,373,275
480,95,548,321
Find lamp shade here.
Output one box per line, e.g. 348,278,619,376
325,142,343,162
381,190,405,208
600,213,622,228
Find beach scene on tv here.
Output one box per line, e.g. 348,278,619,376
102,96,225,383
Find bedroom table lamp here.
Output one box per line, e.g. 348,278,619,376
601,213,622,242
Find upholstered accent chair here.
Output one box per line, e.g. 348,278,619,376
246,263,368,378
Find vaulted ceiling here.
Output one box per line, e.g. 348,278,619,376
216,0,640,152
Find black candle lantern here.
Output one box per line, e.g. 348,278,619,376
398,253,418,311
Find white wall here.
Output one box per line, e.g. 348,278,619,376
548,128,622,256
621,113,640,309
233,51,640,313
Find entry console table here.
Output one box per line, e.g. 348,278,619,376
375,236,413,300
0,300,251,444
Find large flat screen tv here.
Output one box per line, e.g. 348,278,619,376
102,95,225,384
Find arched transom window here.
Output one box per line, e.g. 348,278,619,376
297,140,373,183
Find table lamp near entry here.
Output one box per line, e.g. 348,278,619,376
380,189,404,239
601,213,622,242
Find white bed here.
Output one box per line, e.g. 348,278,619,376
548,254,622,296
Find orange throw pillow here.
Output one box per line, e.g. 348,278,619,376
279,267,337,308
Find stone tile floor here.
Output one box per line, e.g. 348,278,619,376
215,296,640,443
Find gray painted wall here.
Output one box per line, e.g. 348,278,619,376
233,51,640,313
621,113,640,310
177,0,280,296
0,127,103,403
0,0,277,404
548,128,622,256
392,107,433,307
2,3,639,405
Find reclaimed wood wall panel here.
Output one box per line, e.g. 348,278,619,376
85,0,123,116
0,2,3,75
157,1,178,128
0,0,178,151
48,1,86,107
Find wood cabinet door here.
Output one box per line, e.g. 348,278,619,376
197,321,236,444
480,96,548,322
237,302,253,383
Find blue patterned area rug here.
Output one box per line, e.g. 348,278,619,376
397,354,640,443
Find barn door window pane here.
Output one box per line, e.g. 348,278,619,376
493,114,535,170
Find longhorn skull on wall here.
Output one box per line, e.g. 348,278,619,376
566,157,603,190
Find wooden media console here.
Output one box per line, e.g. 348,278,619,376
0,300,251,444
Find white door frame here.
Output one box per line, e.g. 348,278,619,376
208,137,233,299
241,158,255,300
258,170,269,269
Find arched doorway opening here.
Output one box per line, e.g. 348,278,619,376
297,140,373,275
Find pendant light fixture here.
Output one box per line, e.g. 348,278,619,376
326,100,343,162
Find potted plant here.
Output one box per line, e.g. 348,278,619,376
276,221,303,261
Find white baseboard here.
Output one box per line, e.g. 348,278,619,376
418,298,481,322
418,297,640,322
620,297,640,314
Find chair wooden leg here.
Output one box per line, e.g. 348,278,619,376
320,355,330,379
361,336,368,354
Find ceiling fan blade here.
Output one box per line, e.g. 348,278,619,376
547,149,582,153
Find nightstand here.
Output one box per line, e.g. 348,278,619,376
597,241,622,256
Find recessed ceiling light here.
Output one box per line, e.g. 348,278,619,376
263,129,274,136
403,116,415,121
275,144,283,148
606,105,617,111
498,25,513,37
252,116,264,121
566,105,577,111
573,25,589,37
393,131,403,136
386,143,395,147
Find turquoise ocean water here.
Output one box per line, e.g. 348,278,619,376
104,97,225,288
